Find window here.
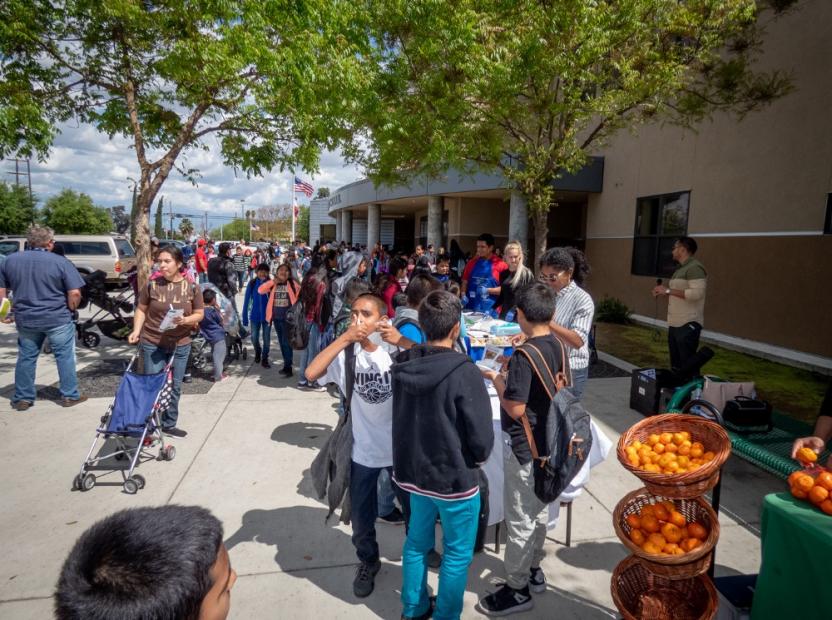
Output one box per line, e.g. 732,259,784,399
114,238,135,257
0,241,21,256
54,241,112,256
631,191,690,277
825,194,832,235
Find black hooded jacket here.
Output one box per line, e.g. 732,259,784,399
391,345,494,500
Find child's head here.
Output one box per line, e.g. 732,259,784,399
351,293,388,328
203,289,217,306
436,255,450,275
445,280,462,298
257,263,271,280
55,506,233,620
418,290,462,343
515,282,556,332
391,292,408,311
405,274,441,309
344,277,371,306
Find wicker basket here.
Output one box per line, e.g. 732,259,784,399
617,413,731,499
613,488,719,579
611,555,718,620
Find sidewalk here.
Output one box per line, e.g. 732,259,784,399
0,316,781,619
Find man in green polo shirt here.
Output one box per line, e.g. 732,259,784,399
652,236,707,371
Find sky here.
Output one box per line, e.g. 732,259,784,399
2,122,365,230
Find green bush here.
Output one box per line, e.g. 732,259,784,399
595,296,632,324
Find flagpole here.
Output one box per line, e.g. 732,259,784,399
291,187,296,243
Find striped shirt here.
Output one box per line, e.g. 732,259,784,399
553,281,595,370
232,254,248,271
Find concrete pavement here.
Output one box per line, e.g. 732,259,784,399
0,316,781,619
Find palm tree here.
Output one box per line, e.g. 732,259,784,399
179,217,194,239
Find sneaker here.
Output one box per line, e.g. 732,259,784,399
182,372,192,383
261,358,271,369
353,560,381,598
254,354,261,364
529,567,546,594
162,427,188,438
402,596,435,620
215,374,229,382
477,584,533,616
297,380,308,389
61,395,88,408
12,400,33,412
307,382,326,392
280,367,293,378
377,507,405,525
427,549,442,569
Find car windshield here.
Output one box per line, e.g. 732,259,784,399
0,241,20,256
114,238,135,257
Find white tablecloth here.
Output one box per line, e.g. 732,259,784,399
481,386,612,528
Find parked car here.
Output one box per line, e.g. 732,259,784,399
0,234,136,284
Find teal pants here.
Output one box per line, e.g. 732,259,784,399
401,492,479,620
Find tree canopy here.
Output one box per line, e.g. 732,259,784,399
0,182,37,235
41,189,112,234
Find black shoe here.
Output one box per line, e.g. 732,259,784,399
402,596,435,620
182,372,192,383
254,353,261,364
280,367,293,377
477,584,533,616
12,400,33,412
427,549,442,569
61,395,88,408
353,560,381,598
162,427,188,438
377,507,405,525
261,358,271,369
529,567,546,594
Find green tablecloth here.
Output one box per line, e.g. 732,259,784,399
751,493,832,620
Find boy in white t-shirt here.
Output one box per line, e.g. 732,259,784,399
304,293,396,599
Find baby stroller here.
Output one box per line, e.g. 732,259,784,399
194,283,247,368
72,349,177,495
76,270,135,348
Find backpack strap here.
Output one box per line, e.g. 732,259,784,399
343,343,357,418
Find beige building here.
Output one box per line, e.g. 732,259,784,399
327,0,831,359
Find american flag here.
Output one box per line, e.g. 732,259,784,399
293,176,313,197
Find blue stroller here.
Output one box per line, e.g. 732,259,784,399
72,349,177,494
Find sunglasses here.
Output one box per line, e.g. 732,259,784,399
538,271,565,282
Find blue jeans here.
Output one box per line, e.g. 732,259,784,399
14,321,79,403
272,317,293,369
298,322,320,383
402,492,480,620
377,467,397,517
198,272,208,284
571,366,589,400
249,321,271,359
235,270,247,290
141,342,191,429
350,460,391,563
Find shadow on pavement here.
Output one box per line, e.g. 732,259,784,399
553,540,629,572
271,422,333,451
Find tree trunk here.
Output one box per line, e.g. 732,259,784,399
532,209,548,271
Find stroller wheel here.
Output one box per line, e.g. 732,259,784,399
242,347,248,360
132,474,146,490
162,445,176,461
72,474,83,491
82,332,101,348
123,478,139,495
81,473,96,492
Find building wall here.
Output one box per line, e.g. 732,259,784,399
585,0,832,357
309,198,336,244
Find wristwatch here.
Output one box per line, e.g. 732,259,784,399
665,288,671,295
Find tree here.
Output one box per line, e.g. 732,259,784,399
358,0,794,258
297,206,310,243
153,198,164,239
1,1,367,286
316,187,331,198
0,182,37,234
179,217,194,240
109,205,130,234
129,181,139,245
209,218,249,242
41,189,112,234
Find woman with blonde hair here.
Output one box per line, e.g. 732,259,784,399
495,240,534,320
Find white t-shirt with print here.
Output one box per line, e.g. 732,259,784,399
324,342,395,468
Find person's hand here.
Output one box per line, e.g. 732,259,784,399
127,330,141,344
173,315,186,326
652,285,666,298
342,320,371,344
791,436,825,461
377,320,402,346
479,367,498,383
510,333,526,347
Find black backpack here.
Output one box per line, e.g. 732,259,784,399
516,341,593,504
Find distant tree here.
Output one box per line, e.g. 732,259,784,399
209,218,249,241
41,189,112,234
316,187,330,199
297,206,310,243
178,217,194,239
0,182,37,234
153,198,164,239
109,205,130,234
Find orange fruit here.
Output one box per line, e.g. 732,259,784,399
654,443,666,455
645,464,661,473
661,522,684,544
677,444,691,456
703,451,715,462
809,485,829,506
660,500,676,512
681,537,702,552
690,446,704,458
820,499,832,516
677,456,690,468
672,432,686,446
641,514,661,533
662,543,681,554
653,504,670,522
788,470,805,487
816,472,832,492
648,532,667,548
626,514,642,529
632,440,643,450
687,522,708,540
791,485,809,500
660,432,674,445
647,434,660,446
640,504,656,518
642,541,663,555
664,442,679,454
795,473,815,493
630,528,646,546
796,447,818,464
669,510,687,528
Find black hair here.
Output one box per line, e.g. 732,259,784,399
419,290,462,342
388,256,407,278
300,267,324,309
218,242,232,257
157,244,185,266
515,282,557,324
437,254,450,264
477,233,495,247
676,236,698,255
202,289,216,304
326,249,338,264
564,247,591,288
256,262,270,273
392,291,408,310
538,247,575,272
354,292,388,317
405,273,442,308
344,277,371,305
445,281,462,298
54,505,223,620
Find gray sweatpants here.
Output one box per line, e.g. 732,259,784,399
503,450,548,590
210,339,227,381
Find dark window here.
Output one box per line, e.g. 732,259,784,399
53,241,112,256
631,192,690,277
114,238,135,257
0,241,20,256
825,194,832,235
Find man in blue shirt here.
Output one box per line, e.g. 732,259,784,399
461,233,508,314
0,226,87,410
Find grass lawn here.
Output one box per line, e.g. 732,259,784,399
595,322,828,426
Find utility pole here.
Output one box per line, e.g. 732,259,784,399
5,158,33,202
168,200,174,238
203,211,208,238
